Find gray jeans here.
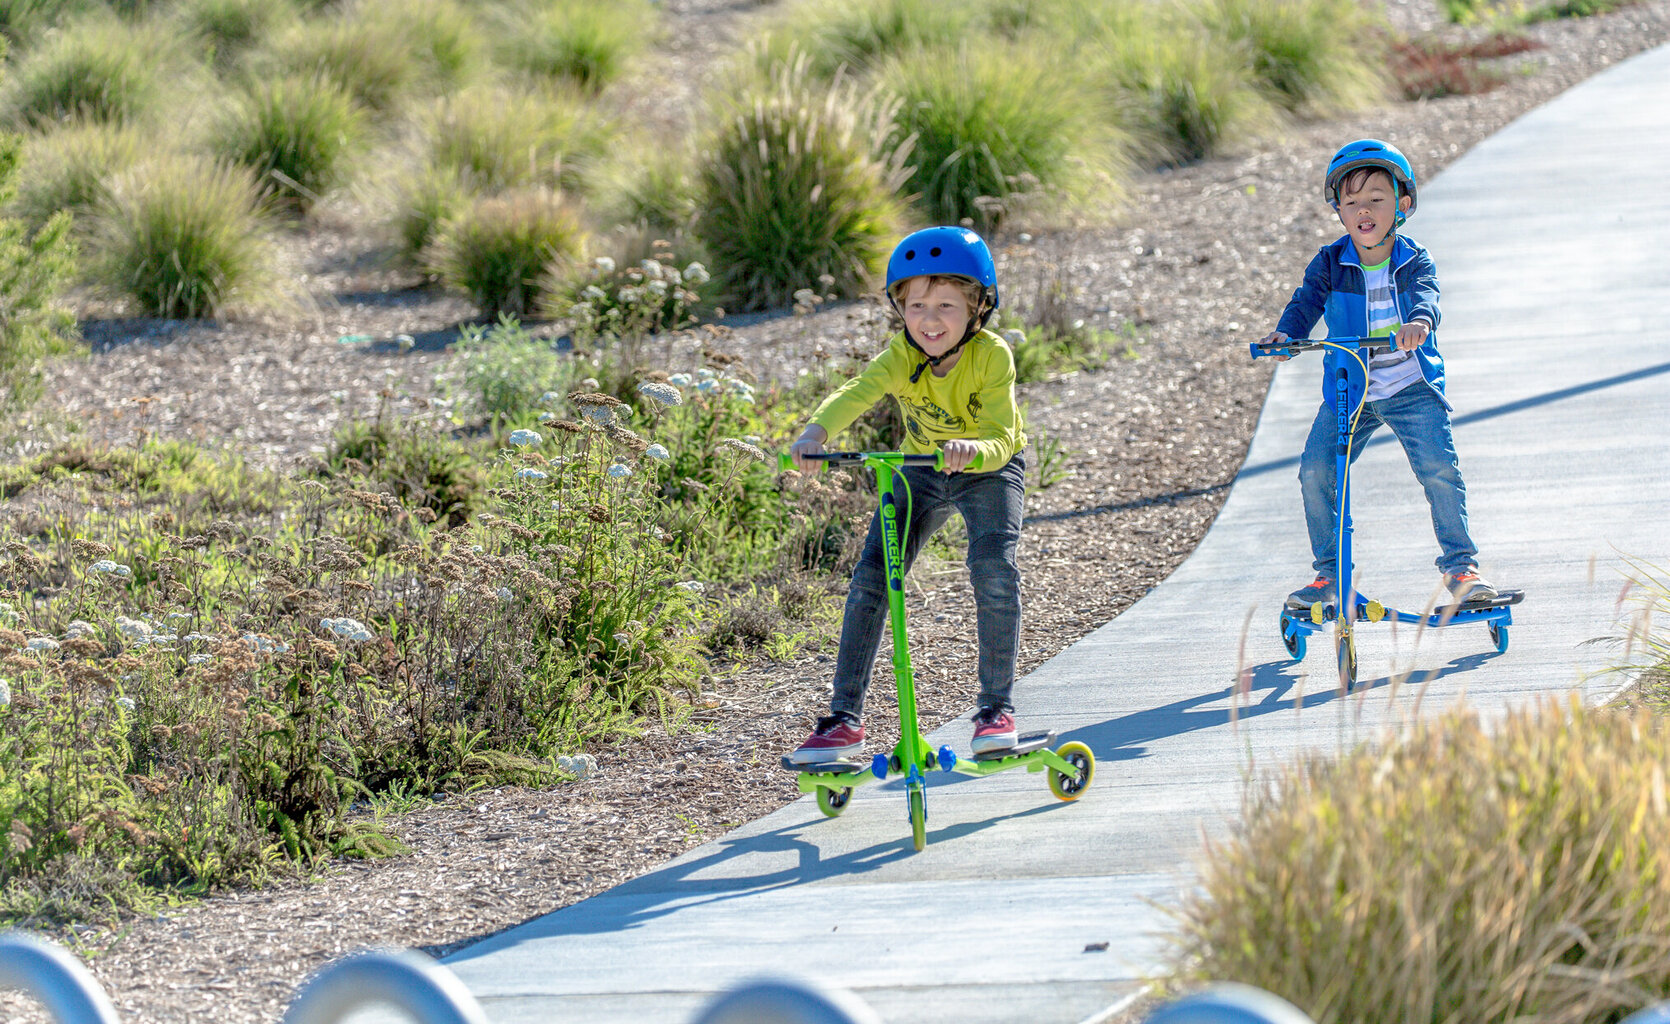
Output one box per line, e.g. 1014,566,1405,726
829,450,1025,720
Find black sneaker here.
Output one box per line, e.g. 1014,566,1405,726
971,705,1018,755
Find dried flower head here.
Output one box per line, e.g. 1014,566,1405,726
719,439,766,462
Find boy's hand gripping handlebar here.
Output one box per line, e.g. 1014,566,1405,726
1249,336,1395,359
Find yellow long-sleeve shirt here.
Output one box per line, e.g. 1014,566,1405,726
808,328,1027,473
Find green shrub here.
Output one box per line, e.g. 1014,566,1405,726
355,0,482,91
388,161,471,262
431,187,586,317
4,14,182,126
0,0,98,47
766,0,980,78
878,40,1103,230
491,0,655,92
92,154,276,318
1173,696,1670,1023
450,314,573,424
1101,27,1278,165
321,415,485,523
12,118,147,235
0,133,79,410
260,15,422,113
693,53,909,312
604,143,698,234
423,82,604,195
174,0,299,68
1195,0,1384,116
210,73,365,211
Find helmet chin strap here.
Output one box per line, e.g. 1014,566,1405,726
906,324,978,383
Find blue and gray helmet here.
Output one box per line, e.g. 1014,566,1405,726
1324,139,1418,228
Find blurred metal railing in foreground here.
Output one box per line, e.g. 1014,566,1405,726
11,933,1670,1024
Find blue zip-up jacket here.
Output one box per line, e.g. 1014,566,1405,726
1275,233,1445,402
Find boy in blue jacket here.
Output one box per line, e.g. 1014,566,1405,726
1260,139,1496,609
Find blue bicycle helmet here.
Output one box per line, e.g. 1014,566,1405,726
1324,139,1417,228
884,227,1000,381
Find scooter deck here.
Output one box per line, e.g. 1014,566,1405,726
1285,587,1525,614
782,755,867,774
972,729,1057,762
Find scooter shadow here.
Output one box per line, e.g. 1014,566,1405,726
440,801,1053,956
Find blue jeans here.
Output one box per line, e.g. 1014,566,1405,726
829,451,1026,721
1299,383,1477,580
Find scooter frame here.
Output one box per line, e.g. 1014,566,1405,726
779,450,1094,851
1249,337,1521,689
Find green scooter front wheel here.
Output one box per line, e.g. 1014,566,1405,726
907,784,926,852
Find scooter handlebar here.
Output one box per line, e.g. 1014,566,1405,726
777,451,945,471
1249,336,1394,359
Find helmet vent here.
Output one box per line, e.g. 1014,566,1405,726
904,249,915,260
929,247,941,257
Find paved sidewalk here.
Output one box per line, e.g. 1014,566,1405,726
407,42,1670,1024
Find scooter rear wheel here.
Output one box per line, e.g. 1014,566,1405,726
817,786,852,818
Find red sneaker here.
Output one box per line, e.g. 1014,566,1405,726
1443,570,1498,605
971,705,1017,754
789,715,864,765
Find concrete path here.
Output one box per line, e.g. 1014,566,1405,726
411,43,1670,1024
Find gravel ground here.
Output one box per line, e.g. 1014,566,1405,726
9,2,1670,1020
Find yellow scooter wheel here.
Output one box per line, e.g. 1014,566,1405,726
1047,741,1095,802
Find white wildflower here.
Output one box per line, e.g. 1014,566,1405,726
0,679,9,707
593,256,616,274
188,653,214,666
618,285,642,304
640,258,665,280
668,373,693,387
607,463,633,479
582,285,607,302
1002,328,1027,347
497,587,514,601
697,379,718,393
582,405,615,426
91,559,133,578
242,633,291,654
612,632,632,645
66,620,98,638
114,695,136,713
166,611,193,622
636,381,682,407
515,467,549,482
580,377,600,389
541,391,563,405
321,617,374,642
557,753,598,780
683,262,710,286
696,367,717,380
645,443,670,462
116,616,153,639
675,581,705,593
646,279,669,298
508,428,544,447
182,633,215,644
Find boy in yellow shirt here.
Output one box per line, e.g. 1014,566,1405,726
787,226,1028,763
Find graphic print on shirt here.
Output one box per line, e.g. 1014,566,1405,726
901,395,967,446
